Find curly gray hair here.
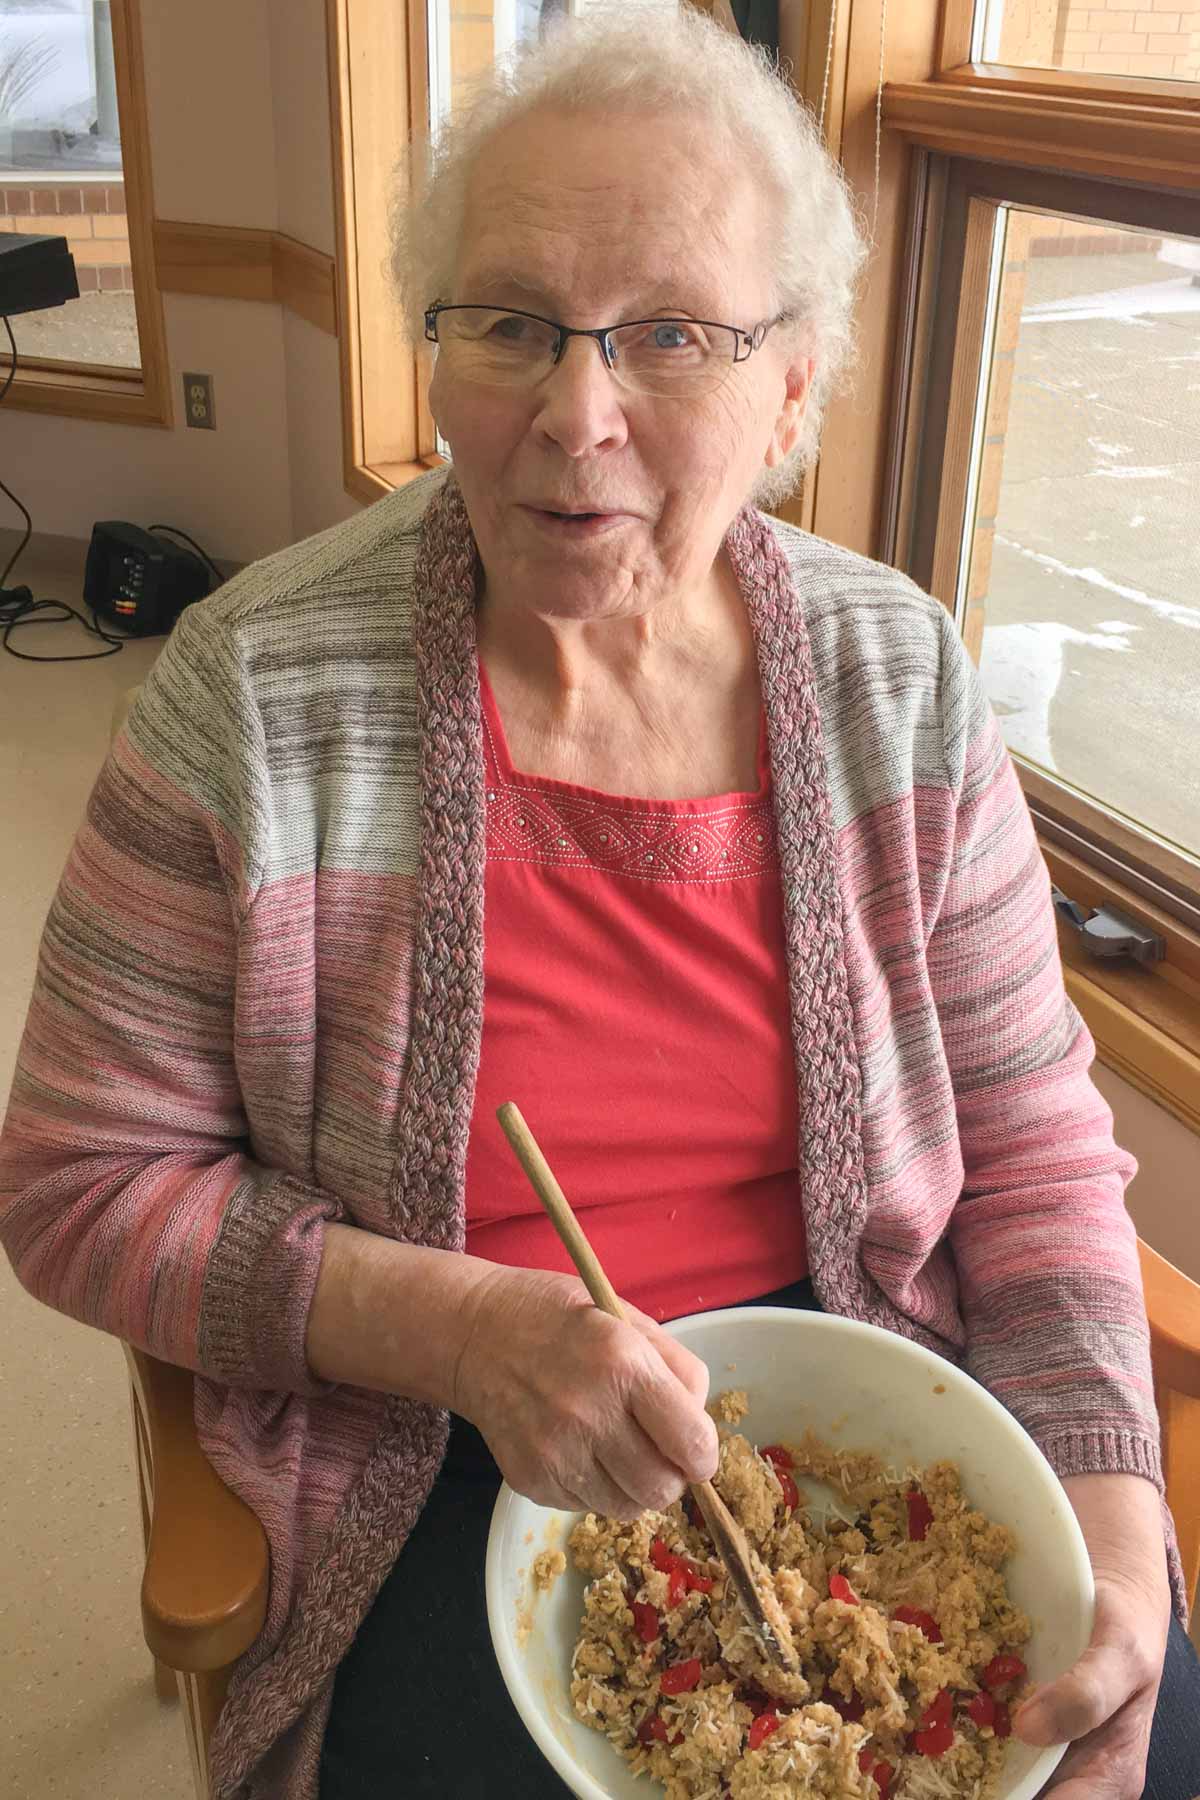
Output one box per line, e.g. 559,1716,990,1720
389,4,866,508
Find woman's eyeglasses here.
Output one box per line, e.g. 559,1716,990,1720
423,304,784,399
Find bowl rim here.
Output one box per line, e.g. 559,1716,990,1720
486,1305,1094,1800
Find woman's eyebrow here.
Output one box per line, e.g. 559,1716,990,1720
466,273,708,315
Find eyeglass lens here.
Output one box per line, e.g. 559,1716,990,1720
434,307,738,395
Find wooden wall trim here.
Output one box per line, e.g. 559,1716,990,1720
883,82,1200,191
272,233,339,340
153,221,338,334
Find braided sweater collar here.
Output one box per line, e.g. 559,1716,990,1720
400,468,874,1311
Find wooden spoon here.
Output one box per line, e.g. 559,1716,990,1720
496,1100,801,1675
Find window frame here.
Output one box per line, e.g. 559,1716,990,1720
323,0,1200,1122
1,0,172,429
326,0,446,502
884,140,1200,1128
907,159,1200,934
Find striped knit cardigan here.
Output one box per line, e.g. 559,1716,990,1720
0,465,1181,1799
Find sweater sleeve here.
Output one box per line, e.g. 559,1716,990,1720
0,600,347,1395
931,611,1161,1487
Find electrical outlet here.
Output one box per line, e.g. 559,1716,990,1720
183,371,216,430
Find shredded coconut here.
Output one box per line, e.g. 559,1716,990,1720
565,1422,1031,1799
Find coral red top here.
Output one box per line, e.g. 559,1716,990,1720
463,657,807,1321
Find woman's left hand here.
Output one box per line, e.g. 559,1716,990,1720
1013,1471,1171,1797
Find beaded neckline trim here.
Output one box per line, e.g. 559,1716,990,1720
479,663,777,884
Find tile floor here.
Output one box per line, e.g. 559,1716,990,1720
1,535,192,1799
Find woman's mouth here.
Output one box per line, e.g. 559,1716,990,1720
524,507,630,535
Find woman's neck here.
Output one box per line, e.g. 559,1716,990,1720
477,545,750,685
476,551,763,798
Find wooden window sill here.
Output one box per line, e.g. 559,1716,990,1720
882,79,1200,190
1046,845,1200,1135
2,362,168,427
1060,948,1200,1136
359,455,448,501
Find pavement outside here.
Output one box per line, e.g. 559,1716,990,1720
978,243,1200,864
9,290,139,369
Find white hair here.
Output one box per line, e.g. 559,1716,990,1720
389,4,867,508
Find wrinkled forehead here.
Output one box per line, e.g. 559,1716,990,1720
453,106,770,322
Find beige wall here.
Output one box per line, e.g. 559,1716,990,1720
0,0,360,568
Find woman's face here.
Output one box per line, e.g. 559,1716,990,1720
428,106,812,624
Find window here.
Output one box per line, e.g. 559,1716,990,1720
924,187,1200,884
879,2,1200,1127
0,0,136,368
328,0,683,498
424,0,578,463
0,0,169,425
973,0,1200,83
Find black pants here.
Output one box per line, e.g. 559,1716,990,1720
319,1278,1200,1798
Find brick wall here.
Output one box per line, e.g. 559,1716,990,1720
997,0,1200,76
0,182,131,294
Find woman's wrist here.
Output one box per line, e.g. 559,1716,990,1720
304,1222,499,1404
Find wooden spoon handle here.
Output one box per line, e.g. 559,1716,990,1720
496,1101,627,1321
495,1099,800,1675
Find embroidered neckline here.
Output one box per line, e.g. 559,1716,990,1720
478,655,777,883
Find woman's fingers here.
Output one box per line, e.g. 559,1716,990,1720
1020,1688,1155,1798
1015,1593,1160,1746
630,1311,714,1410
625,1307,720,1480
626,1346,720,1486
594,1415,696,1515
1014,1639,1135,1744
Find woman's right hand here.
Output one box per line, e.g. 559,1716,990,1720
452,1266,720,1520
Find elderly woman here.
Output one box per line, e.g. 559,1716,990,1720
1,8,1197,1799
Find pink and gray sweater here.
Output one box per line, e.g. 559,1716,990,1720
0,467,1180,1797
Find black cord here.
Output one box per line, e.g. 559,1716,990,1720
148,522,224,583
1,594,131,660
0,312,130,660
0,321,219,661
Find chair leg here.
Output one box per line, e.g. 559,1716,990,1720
130,1378,179,1703
181,1666,231,1800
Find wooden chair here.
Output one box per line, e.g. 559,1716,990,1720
125,1243,1200,1799
125,1346,268,1800
108,685,1200,1795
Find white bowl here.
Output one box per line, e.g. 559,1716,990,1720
486,1306,1095,1800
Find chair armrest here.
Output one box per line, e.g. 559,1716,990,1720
124,1345,269,1673
1138,1237,1200,1400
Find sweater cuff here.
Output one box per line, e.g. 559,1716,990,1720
1040,1427,1163,1489
200,1170,348,1395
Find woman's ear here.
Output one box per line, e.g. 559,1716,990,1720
765,355,814,469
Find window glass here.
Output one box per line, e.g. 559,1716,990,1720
972,0,1200,82
0,0,139,368
962,208,1200,863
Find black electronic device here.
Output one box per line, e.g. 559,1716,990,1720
0,233,80,317
83,521,211,636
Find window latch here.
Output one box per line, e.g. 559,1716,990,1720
1051,887,1165,967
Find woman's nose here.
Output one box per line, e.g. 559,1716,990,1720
531,334,630,455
